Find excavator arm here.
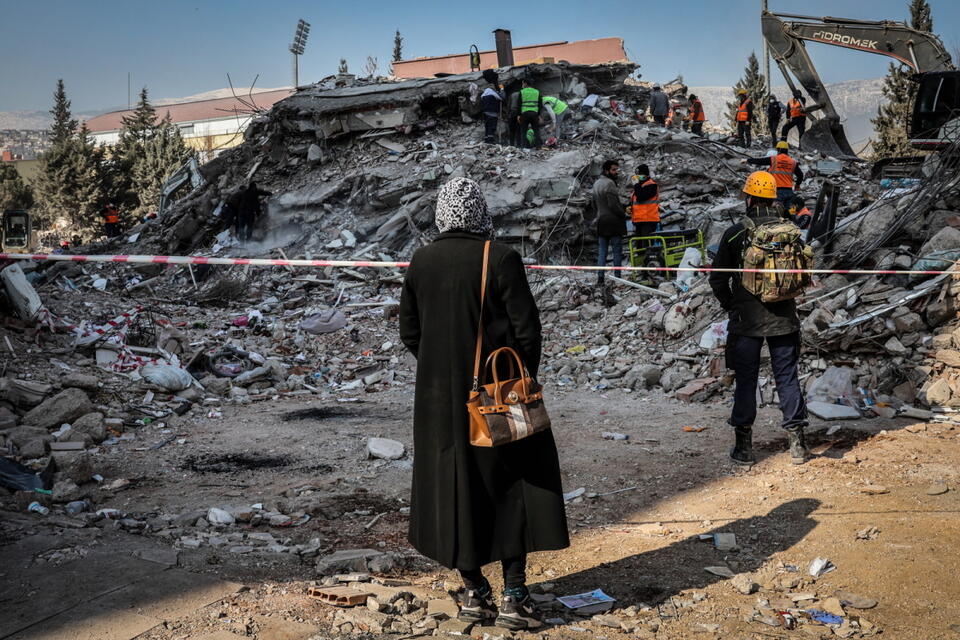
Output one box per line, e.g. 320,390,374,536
761,11,954,157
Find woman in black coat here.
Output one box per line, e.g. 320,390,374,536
399,178,569,630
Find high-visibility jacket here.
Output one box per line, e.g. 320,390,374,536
103,208,119,224
788,98,806,120
736,98,753,122
630,179,660,223
769,153,798,189
689,99,706,122
542,96,568,114
520,87,541,113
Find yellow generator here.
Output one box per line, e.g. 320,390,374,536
628,228,706,269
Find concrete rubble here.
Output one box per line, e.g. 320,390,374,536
0,60,957,639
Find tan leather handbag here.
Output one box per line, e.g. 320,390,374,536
466,241,551,447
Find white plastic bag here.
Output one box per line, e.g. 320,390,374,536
676,247,702,290
140,365,195,392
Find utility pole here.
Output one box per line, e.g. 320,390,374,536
762,0,771,92
289,19,310,89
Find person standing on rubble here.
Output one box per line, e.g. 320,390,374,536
649,85,669,126
630,164,660,238
742,140,803,207
781,90,808,146
100,203,121,238
592,160,627,286
399,177,569,631
517,79,543,149
236,182,272,242
708,171,809,466
767,95,784,144
688,94,706,136
541,95,569,140
481,83,505,144
735,89,754,147
506,89,521,147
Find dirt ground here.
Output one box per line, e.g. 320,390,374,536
4,385,960,639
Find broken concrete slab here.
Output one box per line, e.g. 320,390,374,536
22,388,94,430
316,549,385,575
807,401,861,420
367,437,405,460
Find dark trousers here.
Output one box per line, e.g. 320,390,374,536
104,223,119,238
728,332,807,430
235,213,254,241
508,113,520,147
691,122,704,136
597,235,623,281
483,114,498,143
776,187,795,208
769,118,780,142
460,555,527,590
737,122,752,147
518,111,541,148
782,117,806,144
653,114,667,125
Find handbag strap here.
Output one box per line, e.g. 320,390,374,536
471,241,492,391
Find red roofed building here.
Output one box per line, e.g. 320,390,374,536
84,89,292,160
392,37,628,78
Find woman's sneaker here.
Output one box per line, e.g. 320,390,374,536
495,594,543,630
456,588,498,623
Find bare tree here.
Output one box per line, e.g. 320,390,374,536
364,56,379,78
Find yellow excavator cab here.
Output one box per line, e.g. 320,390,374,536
1,209,33,253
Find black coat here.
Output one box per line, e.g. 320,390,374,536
708,206,801,337
399,232,569,570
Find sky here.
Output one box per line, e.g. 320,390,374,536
2,0,960,114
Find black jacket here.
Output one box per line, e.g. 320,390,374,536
238,185,272,219
399,233,569,569
767,101,783,121
709,205,801,337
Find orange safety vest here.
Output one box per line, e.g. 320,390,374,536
788,98,806,119
103,208,119,224
690,99,706,122
769,153,797,189
736,98,752,122
630,179,660,223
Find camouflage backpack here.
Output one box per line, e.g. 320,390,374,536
740,218,814,303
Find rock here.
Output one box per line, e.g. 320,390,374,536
919,225,960,255
622,364,661,390
860,485,889,495
926,482,949,495
22,388,93,429
0,378,53,407
438,619,474,634
924,378,953,406
935,349,960,368
820,596,845,617
52,479,82,503
52,451,95,484
368,553,398,573
660,364,694,392
731,574,759,595
307,144,323,162
883,336,908,355
0,406,17,429
71,412,106,443
19,438,48,458
203,377,232,396
61,373,99,392
663,303,690,337
232,366,270,387
834,590,877,610
174,509,206,527
316,548,385,575
893,312,924,334
592,614,622,628
2,425,50,448
333,608,392,634
207,507,236,525
367,437,405,460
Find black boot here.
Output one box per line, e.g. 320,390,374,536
786,428,808,465
729,426,754,466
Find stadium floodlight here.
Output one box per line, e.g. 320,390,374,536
290,19,311,86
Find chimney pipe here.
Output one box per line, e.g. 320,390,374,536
493,29,514,67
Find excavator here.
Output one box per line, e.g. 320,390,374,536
761,11,957,158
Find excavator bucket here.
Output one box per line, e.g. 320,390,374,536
800,118,858,158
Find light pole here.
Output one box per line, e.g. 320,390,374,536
290,19,310,89
762,0,771,93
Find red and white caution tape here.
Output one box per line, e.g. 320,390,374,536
2,251,959,277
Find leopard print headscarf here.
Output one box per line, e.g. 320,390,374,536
434,177,493,236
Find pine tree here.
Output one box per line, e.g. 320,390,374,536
339,58,349,73
32,123,104,230
0,163,33,211
130,115,192,216
109,87,160,212
872,0,934,159
726,52,768,133
392,30,404,62
49,79,78,145
119,88,158,146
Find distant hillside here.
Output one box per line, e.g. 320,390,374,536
690,77,884,151
0,87,289,132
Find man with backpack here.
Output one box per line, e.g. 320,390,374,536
766,96,783,144
708,171,811,466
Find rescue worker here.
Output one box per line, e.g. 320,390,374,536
480,83,505,144
649,85,669,125
507,89,521,147
591,160,626,286
781,90,808,146
766,95,783,143
788,196,812,229
742,140,804,206
688,94,706,136
735,89,754,147
708,171,809,466
100,203,120,238
630,164,660,238
542,95,569,140
517,80,543,149
236,182,272,242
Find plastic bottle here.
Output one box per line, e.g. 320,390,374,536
65,500,90,515
28,501,49,515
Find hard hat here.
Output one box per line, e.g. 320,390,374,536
737,89,748,96
653,84,661,90
776,140,789,151
743,171,777,199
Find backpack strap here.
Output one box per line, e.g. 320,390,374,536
471,241,492,392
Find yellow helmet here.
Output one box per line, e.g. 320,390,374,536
737,89,748,96
776,140,789,151
743,171,777,199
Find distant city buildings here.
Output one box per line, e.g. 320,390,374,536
0,130,51,161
